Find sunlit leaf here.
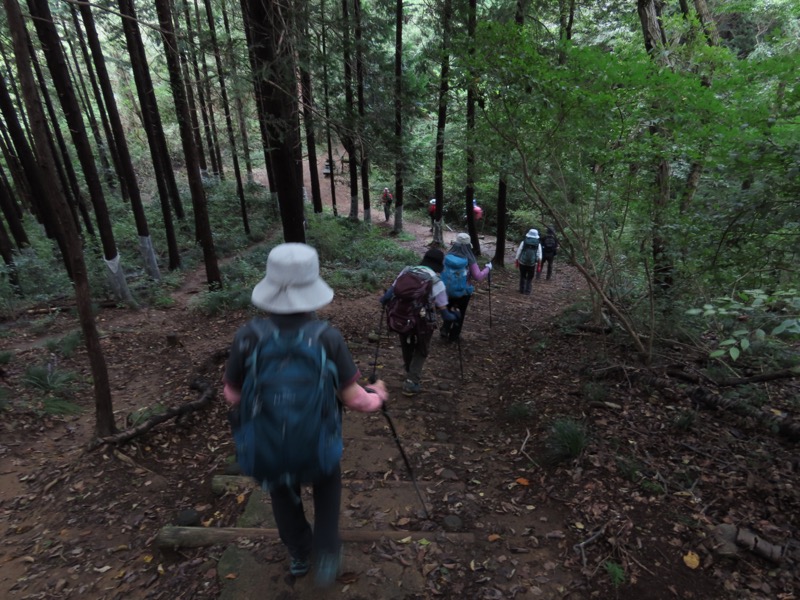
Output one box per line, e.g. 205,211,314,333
683,551,700,569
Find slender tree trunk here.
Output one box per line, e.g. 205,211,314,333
118,0,185,222
0,166,29,248
176,0,208,174
392,0,404,233
195,0,224,180
341,0,359,220
353,0,371,223
246,0,306,242
299,3,322,214
492,175,508,267
320,0,337,215
432,0,451,247
221,0,253,184
154,0,221,287
464,0,479,255
202,0,249,234
185,0,215,176
28,0,135,304
4,0,116,437
79,2,164,279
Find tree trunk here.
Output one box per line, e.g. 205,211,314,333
354,0,371,223
4,0,116,437
79,2,164,279
0,165,29,248
176,0,208,175
299,3,322,214
492,175,508,267
432,0,451,246
202,0,249,234
246,0,306,242
28,0,135,305
117,0,186,228
221,0,253,185
464,0,479,255
392,0,404,234
341,0,359,221
320,0,337,215
195,0,224,181
154,0,221,287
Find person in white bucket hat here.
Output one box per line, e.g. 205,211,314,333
223,243,388,586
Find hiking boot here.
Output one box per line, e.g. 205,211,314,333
290,557,310,577
402,379,421,396
314,550,342,587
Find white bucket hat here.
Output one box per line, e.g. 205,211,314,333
251,243,334,314
456,232,471,245
527,228,539,238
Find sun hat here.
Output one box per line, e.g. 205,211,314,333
251,243,334,314
420,248,445,273
527,228,539,238
456,232,471,245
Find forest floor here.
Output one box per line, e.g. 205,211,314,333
0,164,798,600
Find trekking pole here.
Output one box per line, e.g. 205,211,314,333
381,406,431,520
370,306,385,382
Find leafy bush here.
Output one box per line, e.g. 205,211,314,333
45,330,83,358
686,288,800,365
22,364,78,394
604,560,626,588
543,418,587,464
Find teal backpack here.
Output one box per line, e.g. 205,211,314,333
519,234,540,267
233,319,341,490
441,254,474,298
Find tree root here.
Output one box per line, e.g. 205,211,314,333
89,378,216,450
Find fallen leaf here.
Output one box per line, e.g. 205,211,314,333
225,573,238,580
516,478,529,486
683,551,700,569
487,534,501,542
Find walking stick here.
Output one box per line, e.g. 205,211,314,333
456,336,464,379
380,406,431,519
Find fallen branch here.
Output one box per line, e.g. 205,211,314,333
573,523,608,568
89,379,216,450
155,525,474,549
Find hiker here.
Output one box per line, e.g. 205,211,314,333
538,226,559,280
515,229,542,295
223,243,388,586
380,248,458,395
440,232,491,343
428,199,437,231
381,187,394,221
472,199,483,222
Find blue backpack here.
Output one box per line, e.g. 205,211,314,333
234,319,341,490
441,254,474,298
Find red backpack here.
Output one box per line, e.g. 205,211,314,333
386,270,436,335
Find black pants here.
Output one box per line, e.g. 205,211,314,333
269,464,342,561
519,265,535,294
383,202,392,221
441,294,471,341
538,254,554,279
400,330,432,383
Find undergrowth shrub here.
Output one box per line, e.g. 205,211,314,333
45,330,82,358
543,418,587,464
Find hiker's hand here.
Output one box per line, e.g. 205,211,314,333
441,309,459,322
379,288,394,306
485,262,493,271
364,380,388,409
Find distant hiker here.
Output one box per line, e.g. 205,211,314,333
440,233,491,342
381,187,394,221
538,226,559,280
472,199,483,222
428,198,437,231
515,229,542,295
380,248,457,395
223,243,388,587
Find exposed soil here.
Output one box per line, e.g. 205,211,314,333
1,165,798,600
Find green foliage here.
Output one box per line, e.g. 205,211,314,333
581,382,608,403
615,456,644,482
0,350,12,365
685,288,800,365
41,398,83,416
505,402,533,421
604,560,626,588
672,410,697,431
22,364,78,394
45,330,83,358
544,418,587,464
